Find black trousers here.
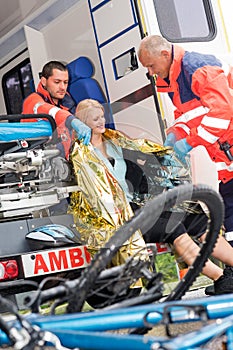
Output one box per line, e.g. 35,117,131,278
130,202,208,244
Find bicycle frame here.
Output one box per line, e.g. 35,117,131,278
37,318,233,350
1,293,233,349
29,294,233,331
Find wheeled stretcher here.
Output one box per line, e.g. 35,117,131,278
0,114,79,218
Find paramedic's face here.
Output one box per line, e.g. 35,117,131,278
139,50,171,79
86,108,106,134
42,69,69,103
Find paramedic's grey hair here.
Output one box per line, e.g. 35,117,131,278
138,35,172,58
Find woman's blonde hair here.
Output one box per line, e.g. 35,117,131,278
75,99,104,123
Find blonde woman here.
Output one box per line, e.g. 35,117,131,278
69,99,233,295
70,99,149,267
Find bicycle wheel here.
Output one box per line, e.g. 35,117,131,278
67,183,224,313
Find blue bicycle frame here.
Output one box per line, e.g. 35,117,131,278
1,294,233,349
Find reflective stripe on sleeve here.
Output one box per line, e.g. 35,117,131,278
197,125,219,144
216,162,233,172
201,116,230,129
173,106,209,125
48,106,61,118
174,123,190,135
33,102,45,114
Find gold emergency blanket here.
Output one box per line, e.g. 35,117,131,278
69,129,176,267
101,129,172,155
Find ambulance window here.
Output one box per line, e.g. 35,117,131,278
2,59,34,114
113,48,139,80
153,0,216,42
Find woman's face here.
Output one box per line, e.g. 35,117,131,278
86,107,106,134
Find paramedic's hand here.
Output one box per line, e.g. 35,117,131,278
164,133,177,147
71,119,91,145
173,139,192,164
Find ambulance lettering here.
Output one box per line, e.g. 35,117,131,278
49,250,68,271
34,254,49,274
33,247,91,275
84,246,91,264
69,248,84,268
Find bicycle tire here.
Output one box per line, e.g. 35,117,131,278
67,183,224,313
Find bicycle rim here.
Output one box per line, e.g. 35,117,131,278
67,184,224,312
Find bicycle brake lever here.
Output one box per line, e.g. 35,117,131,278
10,327,31,350
39,330,77,350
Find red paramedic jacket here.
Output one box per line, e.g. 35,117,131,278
156,45,233,183
22,82,76,159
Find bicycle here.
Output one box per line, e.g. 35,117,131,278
0,183,226,348
16,183,223,315
1,292,233,349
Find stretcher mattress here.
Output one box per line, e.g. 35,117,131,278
0,120,53,142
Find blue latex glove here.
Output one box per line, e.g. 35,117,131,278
164,133,177,147
173,139,192,164
71,119,91,145
162,153,181,168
